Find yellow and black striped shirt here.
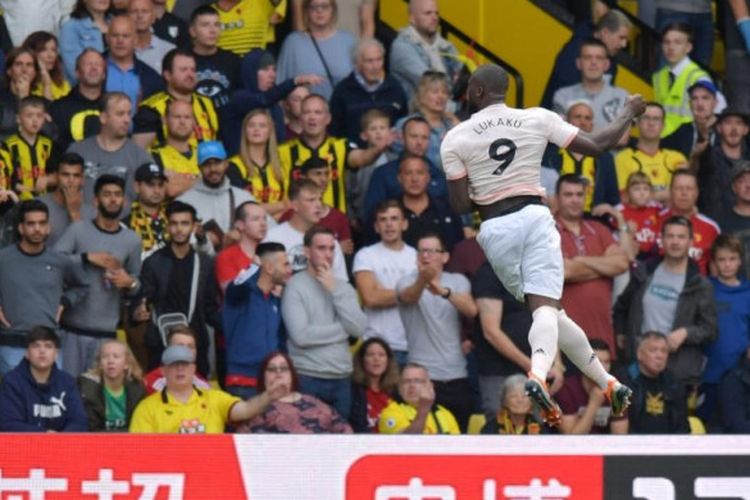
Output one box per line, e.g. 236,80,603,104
214,0,277,55
228,154,286,203
152,144,200,176
1,134,55,200
134,92,219,148
278,136,349,213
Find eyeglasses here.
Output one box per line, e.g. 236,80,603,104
418,248,445,256
308,3,332,11
265,365,290,374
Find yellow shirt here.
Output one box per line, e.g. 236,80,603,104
136,92,219,148
378,401,460,435
32,78,71,100
152,144,200,176
228,154,287,203
278,136,349,213
129,387,240,434
215,0,276,55
614,147,687,192
1,134,55,201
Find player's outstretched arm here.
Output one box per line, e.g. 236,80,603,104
447,177,473,214
568,95,646,157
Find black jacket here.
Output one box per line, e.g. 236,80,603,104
613,258,717,386
136,247,220,376
719,355,750,433
49,85,102,149
77,373,146,431
329,72,408,147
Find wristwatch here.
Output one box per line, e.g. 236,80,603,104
129,278,139,290
441,287,452,299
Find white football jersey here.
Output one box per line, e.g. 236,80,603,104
440,103,579,205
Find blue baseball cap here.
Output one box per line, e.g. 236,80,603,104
161,345,195,365
198,141,227,166
687,80,718,96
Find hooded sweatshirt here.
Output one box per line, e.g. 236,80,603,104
220,49,296,155
703,277,750,384
0,358,88,432
178,177,255,234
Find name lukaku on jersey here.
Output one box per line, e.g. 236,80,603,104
472,118,523,135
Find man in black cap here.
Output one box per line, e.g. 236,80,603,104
697,109,750,220
124,162,169,258
663,81,720,160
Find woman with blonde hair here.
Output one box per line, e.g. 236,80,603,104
228,109,289,220
393,71,459,170
78,339,146,432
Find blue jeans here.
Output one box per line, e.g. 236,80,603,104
393,350,409,368
656,9,714,69
0,346,63,375
0,346,26,375
298,374,352,420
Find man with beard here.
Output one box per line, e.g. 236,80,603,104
54,175,143,377
697,109,750,221
178,140,255,251
124,162,170,259
50,49,106,150
0,201,88,374
133,48,219,149
38,153,96,247
67,92,153,203
133,201,220,375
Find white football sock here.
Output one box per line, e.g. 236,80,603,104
557,309,615,389
528,305,560,383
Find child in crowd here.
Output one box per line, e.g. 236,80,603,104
1,96,57,201
346,109,394,230
616,172,662,261
700,235,750,425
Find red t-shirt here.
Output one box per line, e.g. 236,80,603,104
557,218,617,357
366,388,391,433
617,202,662,256
657,209,720,276
215,244,253,287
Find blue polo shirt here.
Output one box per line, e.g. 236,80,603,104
106,59,141,113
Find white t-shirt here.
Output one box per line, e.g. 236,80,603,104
263,222,348,282
440,103,579,204
352,242,418,351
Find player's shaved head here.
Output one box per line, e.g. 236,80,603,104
467,64,509,112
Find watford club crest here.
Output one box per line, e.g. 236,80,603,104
645,391,665,416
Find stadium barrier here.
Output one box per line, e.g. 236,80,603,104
1,435,749,499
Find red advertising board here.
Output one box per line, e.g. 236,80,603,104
0,435,245,499
346,454,603,499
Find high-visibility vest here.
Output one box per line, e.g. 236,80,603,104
652,60,709,137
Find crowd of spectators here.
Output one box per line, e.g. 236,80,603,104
0,0,749,435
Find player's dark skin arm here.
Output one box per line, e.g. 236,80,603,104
447,177,473,215
568,95,646,156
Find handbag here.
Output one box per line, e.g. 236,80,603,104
155,255,200,346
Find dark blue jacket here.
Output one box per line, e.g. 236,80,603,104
329,72,408,146
0,358,87,432
703,277,750,384
362,154,448,224
541,22,617,108
661,122,718,159
719,355,750,433
222,49,295,155
223,266,284,380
